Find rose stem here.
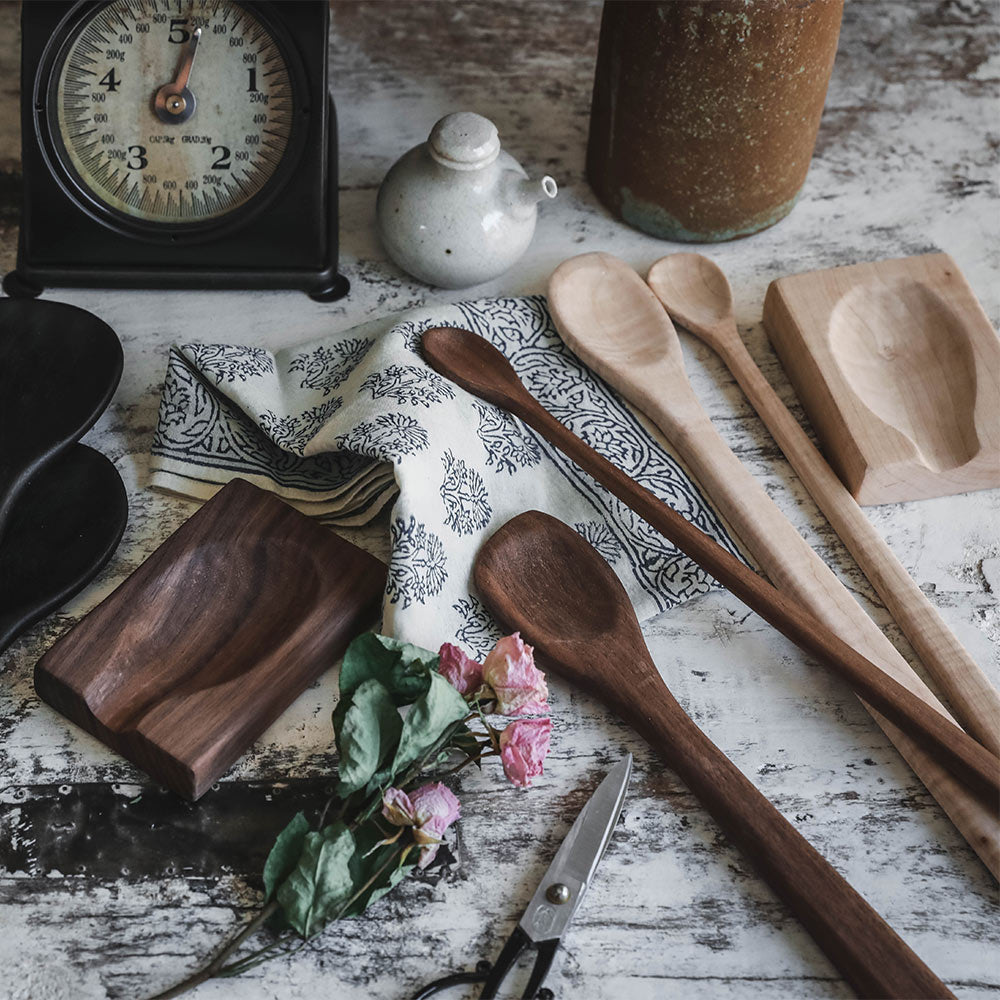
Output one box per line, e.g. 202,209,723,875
149,899,279,999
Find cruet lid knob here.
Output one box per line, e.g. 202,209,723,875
429,112,501,170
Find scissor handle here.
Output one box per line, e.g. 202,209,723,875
412,928,559,999
478,926,532,998
410,962,490,1000
520,938,559,1000
480,927,558,1000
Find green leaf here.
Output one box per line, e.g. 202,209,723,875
334,634,439,753
335,679,403,797
448,724,482,759
343,855,415,917
332,634,435,771
359,762,398,810
276,822,356,938
340,633,438,702
391,673,469,776
340,820,418,918
388,652,441,704
262,812,310,903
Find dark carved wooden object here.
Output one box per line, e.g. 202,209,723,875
35,479,387,800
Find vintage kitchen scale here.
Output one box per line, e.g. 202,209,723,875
6,0,348,301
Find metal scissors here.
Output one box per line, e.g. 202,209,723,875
411,754,632,1000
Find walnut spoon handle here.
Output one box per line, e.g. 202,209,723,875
475,510,954,1000
420,325,1000,804
647,251,1000,757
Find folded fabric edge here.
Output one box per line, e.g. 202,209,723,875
148,464,399,525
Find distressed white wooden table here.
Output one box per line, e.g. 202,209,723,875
1,2,998,998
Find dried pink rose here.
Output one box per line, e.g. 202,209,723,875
381,787,416,827
382,782,461,868
410,782,461,834
482,633,549,715
499,718,552,788
438,642,484,697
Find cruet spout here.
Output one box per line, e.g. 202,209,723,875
507,173,558,217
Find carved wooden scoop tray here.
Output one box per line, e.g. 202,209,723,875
35,479,387,800
763,253,1000,505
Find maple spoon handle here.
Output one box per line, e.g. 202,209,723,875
713,328,1000,756
511,398,1000,803
629,681,955,999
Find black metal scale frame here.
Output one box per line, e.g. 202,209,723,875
5,0,348,302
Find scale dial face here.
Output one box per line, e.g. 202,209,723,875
51,0,295,227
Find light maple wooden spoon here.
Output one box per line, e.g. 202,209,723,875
646,251,1000,757
475,510,954,1000
543,252,999,876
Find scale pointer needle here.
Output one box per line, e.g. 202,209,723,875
154,27,202,122
172,27,202,94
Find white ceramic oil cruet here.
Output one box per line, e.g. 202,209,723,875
376,111,557,289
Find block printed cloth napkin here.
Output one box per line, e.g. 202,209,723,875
150,296,743,654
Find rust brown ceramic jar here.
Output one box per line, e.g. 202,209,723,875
587,0,844,242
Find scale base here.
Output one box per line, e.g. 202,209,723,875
2,264,350,302
2,270,43,299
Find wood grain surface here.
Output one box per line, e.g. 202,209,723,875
35,479,387,801
0,3,997,999
762,254,1000,505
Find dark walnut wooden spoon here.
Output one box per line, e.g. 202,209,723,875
473,511,953,1000
421,326,1000,802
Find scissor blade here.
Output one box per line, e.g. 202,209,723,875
518,754,632,944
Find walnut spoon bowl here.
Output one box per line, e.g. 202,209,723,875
474,510,952,1000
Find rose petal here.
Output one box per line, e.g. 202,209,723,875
410,782,461,833
438,642,484,697
499,718,552,788
381,787,416,827
483,633,549,716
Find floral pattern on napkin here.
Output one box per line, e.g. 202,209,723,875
151,296,745,650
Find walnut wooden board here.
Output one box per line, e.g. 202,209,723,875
34,479,387,801
762,253,1000,505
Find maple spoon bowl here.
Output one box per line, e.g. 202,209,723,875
548,252,679,369
473,511,952,1000
645,251,735,350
